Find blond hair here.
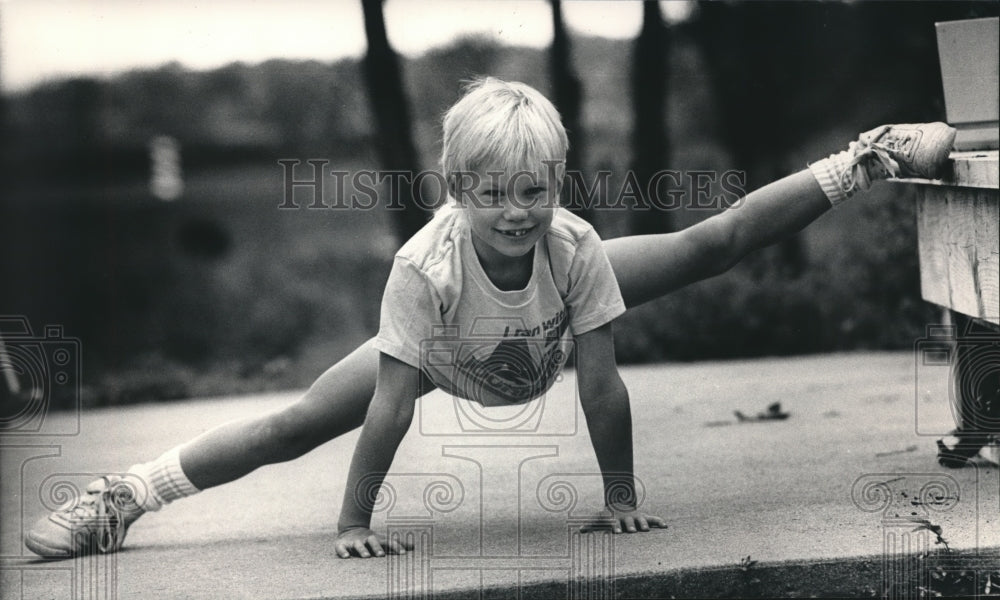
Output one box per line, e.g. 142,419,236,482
440,78,568,187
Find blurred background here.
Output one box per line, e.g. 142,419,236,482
1,0,998,409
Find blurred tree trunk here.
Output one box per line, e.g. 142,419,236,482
549,0,592,223
360,0,426,243
693,1,822,278
630,0,671,235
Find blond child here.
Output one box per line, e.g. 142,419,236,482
26,78,955,559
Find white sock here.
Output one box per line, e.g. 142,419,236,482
983,440,1000,467
127,446,201,513
808,149,864,207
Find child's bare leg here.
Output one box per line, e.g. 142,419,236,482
605,170,828,308
26,122,955,558
177,168,831,492
606,122,956,308
131,340,377,510
25,341,381,557
179,178,832,486
179,339,378,490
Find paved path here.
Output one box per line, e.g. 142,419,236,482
2,352,997,599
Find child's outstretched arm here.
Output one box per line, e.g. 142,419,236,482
334,352,420,558
574,321,667,533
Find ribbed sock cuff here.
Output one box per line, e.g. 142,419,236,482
808,154,852,207
127,446,200,512
983,439,1000,467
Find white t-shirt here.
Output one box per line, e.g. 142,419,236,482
374,202,625,405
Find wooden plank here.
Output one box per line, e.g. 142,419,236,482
916,187,952,310
951,150,999,188
975,191,1000,320
915,186,999,324
897,150,999,189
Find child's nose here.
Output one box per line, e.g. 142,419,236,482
502,198,530,221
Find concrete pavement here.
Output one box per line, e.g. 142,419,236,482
2,352,998,599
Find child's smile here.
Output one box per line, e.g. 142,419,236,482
494,226,535,239
460,165,561,267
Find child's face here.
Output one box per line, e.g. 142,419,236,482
458,164,561,262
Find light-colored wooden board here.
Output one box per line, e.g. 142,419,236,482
975,191,1000,320
915,186,999,324
951,150,999,188
897,150,998,189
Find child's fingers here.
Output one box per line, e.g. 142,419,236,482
335,542,351,559
366,535,386,557
647,515,668,529
353,540,372,558
624,517,637,533
384,532,415,553
385,538,408,555
636,517,650,532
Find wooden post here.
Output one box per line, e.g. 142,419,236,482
903,150,999,465
907,151,999,325
919,17,1000,466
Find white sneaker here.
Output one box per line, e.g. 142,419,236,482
25,475,145,558
839,122,957,194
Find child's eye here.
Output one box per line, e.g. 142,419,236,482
481,190,504,206
525,187,546,197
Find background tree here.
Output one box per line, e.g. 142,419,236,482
691,1,996,277
7,1,998,403
694,1,841,278
630,0,671,235
548,0,591,222
361,0,426,242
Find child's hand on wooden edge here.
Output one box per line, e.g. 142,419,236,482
334,527,414,558
578,508,668,534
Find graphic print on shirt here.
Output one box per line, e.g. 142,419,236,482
450,309,569,404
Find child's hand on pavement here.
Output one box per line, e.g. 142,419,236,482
334,527,413,558
579,507,667,534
